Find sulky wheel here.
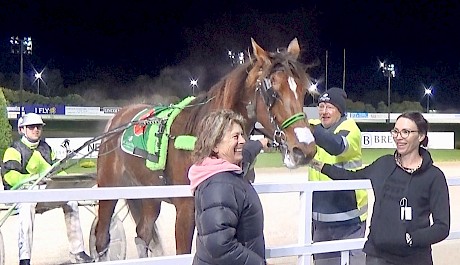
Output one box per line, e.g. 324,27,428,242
0,230,4,265
89,216,126,261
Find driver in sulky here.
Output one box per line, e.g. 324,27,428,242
1,113,93,265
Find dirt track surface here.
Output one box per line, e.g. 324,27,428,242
1,162,459,265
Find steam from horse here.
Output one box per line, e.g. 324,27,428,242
94,38,317,260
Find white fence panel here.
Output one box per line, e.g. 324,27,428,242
1,178,459,265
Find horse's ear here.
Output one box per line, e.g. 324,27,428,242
287,38,300,60
251,38,270,65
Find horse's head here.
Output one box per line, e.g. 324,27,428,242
245,38,317,168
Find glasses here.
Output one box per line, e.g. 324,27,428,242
26,124,43,130
318,105,336,112
390,129,418,139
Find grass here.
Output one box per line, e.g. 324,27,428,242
63,159,98,174
63,149,460,173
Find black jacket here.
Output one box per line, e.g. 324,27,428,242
192,141,266,265
322,148,450,265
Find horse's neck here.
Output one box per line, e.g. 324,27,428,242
202,68,257,127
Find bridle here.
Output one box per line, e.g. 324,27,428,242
247,72,306,150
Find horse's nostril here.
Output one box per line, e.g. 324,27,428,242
293,147,304,158
293,147,313,165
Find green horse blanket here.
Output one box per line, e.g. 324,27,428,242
120,96,196,171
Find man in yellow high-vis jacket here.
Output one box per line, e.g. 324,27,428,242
1,113,93,265
308,87,368,265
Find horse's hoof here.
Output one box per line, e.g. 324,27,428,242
96,248,109,262
149,244,164,257
135,237,149,258
149,231,165,257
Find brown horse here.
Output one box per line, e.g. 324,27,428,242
95,38,317,260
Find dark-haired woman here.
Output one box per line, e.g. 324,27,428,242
309,111,450,265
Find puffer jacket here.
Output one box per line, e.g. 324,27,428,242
190,140,266,265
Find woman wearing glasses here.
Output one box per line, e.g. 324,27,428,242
309,111,450,265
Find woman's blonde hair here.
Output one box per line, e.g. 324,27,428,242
192,109,246,164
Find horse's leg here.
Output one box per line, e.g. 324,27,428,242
127,198,162,258
95,142,121,259
172,197,195,254
150,222,164,256
164,147,195,254
126,199,148,258
95,199,118,256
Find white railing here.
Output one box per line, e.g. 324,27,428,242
1,178,459,265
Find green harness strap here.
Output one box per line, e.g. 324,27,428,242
281,112,306,129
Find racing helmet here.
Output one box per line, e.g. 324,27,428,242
18,113,46,128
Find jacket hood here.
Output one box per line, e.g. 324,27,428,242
188,157,242,193
418,147,434,172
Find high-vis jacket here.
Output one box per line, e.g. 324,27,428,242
2,139,56,189
308,118,368,225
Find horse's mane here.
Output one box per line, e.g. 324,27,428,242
266,50,310,80
182,50,310,135
182,64,249,134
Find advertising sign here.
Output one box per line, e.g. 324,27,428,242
65,106,102,116
100,107,121,114
46,131,454,162
347,112,369,119
46,137,101,159
361,132,454,149
24,105,65,115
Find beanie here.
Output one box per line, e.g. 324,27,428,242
318,87,347,116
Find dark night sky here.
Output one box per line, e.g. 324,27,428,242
1,1,459,109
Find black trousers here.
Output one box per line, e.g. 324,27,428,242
312,221,366,265
366,255,396,265
366,254,433,265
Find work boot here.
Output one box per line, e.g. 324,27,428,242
19,259,30,265
70,251,94,263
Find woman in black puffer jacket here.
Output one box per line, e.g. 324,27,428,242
188,110,269,265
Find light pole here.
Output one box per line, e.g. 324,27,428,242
380,62,395,123
33,68,45,95
34,72,41,95
227,50,245,67
424,86,432,113
237,51,245,65
308,80,319,106
190,79,198,95
10,36,33,118
227,50,236,67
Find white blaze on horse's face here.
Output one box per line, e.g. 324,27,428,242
288,76,298,100
283,154,297,169
282,127,315,169
294,127,315,144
